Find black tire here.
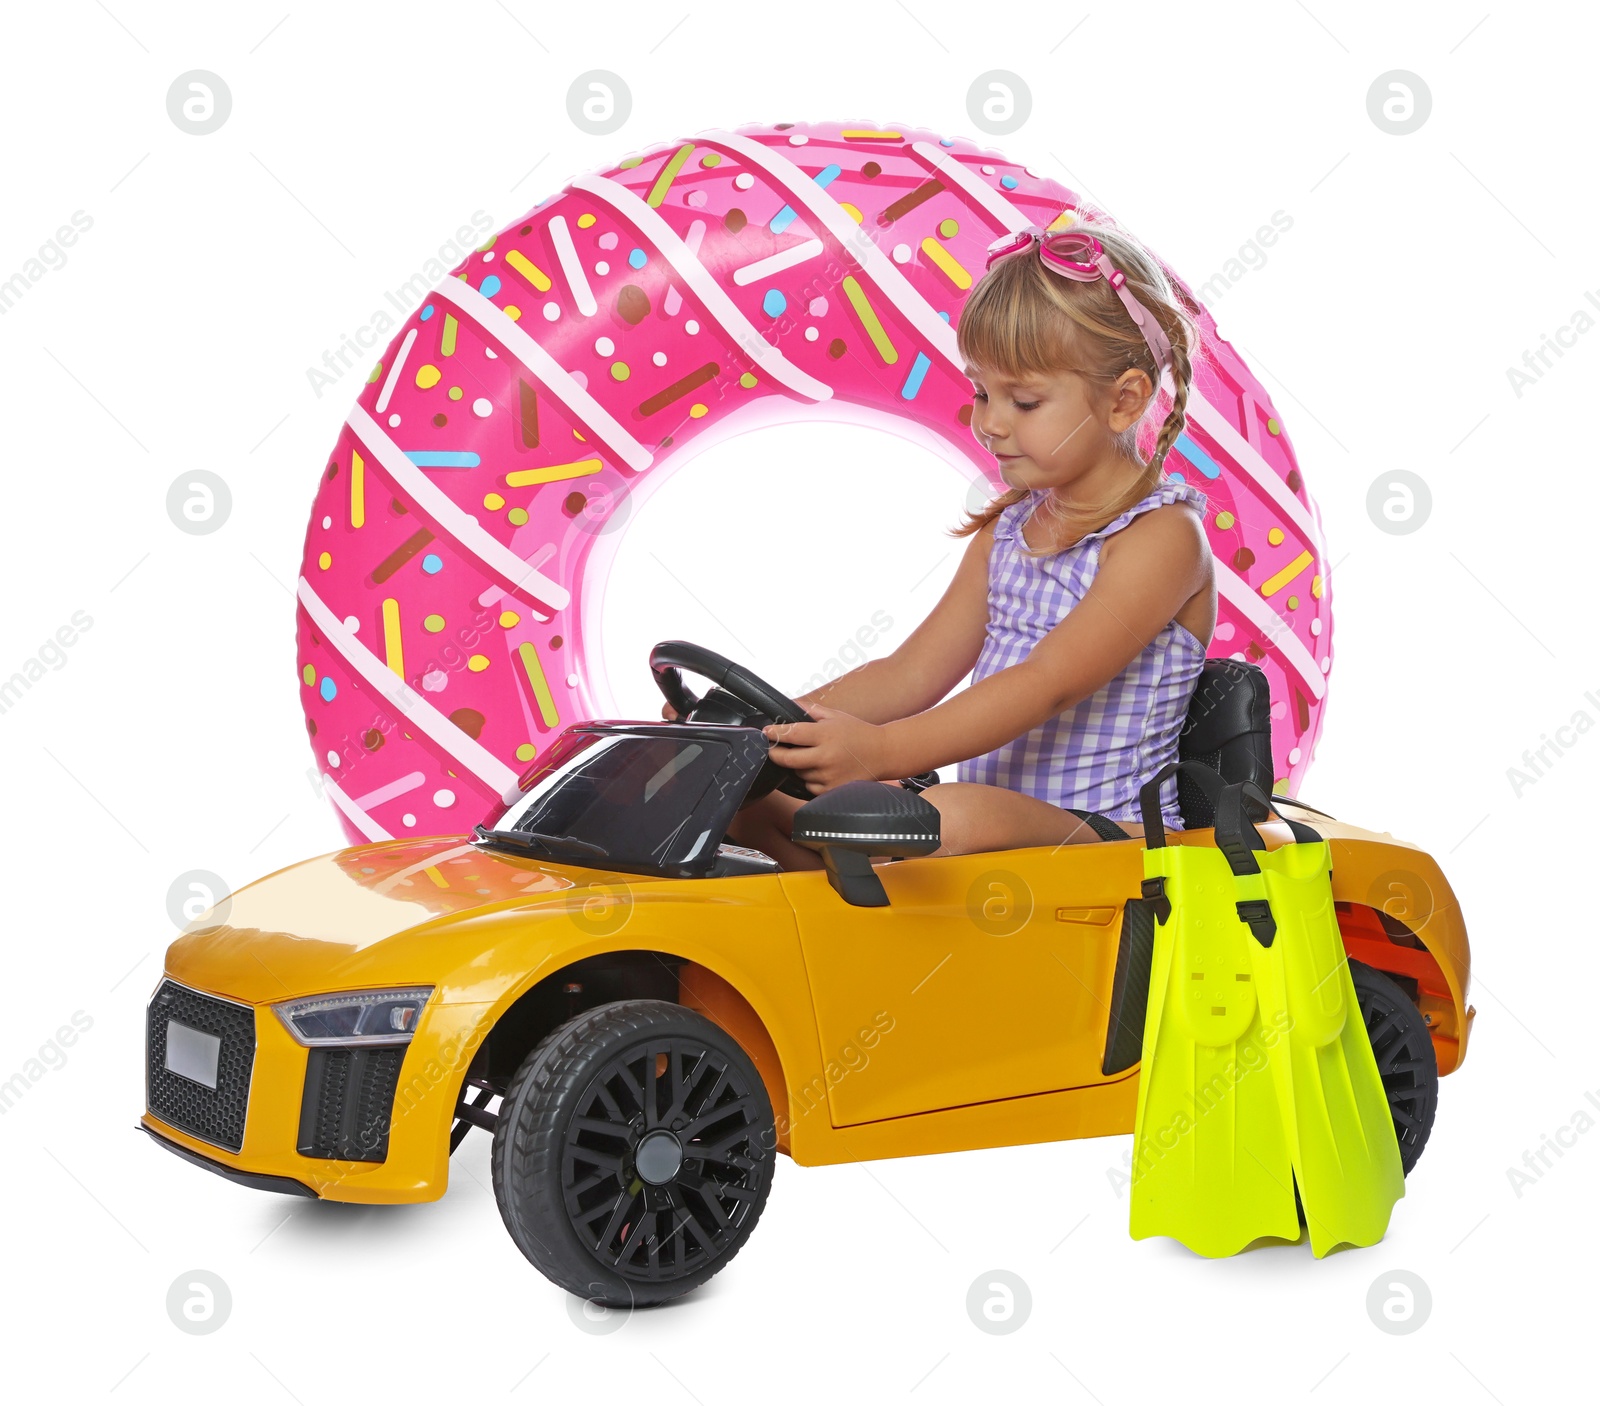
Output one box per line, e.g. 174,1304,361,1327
1349,959,1439,1176
490,999,776,1307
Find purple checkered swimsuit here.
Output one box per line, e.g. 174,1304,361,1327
955,477,1210,831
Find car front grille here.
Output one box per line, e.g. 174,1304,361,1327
146,980,256,1152
296,1047,407,1162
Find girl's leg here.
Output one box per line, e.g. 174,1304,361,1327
919,781,1106,855
723,788,824,870
725,779,1107,870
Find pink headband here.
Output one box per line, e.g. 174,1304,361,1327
984,223,1174,376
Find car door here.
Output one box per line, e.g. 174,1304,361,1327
778,839,1145,1127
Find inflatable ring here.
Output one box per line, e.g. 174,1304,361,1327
297,118,1332,844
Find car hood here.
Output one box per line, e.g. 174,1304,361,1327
164,834,664,1004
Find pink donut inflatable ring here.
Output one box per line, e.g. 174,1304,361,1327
297,118,1332,845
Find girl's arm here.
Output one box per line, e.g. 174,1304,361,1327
793,520,996,723
879,504,1210,776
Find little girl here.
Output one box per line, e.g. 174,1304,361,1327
726,217,1214,870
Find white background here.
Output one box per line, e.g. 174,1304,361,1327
1,1,1591,1401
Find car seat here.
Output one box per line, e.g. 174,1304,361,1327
1172,658,1275,828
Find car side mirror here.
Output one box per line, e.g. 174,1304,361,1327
791,780,940,907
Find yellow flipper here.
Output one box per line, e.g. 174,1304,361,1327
1242,837,1405,1257
1129,762,1404,1259
1129,839,1301,1256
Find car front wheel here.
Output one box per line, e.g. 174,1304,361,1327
491,999,777,1306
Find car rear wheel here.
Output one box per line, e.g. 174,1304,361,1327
490,999,776,1307
1349,959,1440,1175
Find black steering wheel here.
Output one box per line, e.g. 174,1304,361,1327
649,640,938,804
650,640,815,801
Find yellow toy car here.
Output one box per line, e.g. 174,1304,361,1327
143,642,1473,1305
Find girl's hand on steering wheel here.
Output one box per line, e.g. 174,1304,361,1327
661,701,680,721
762,702,891,794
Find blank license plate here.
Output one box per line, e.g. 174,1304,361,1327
166,1021,222,1089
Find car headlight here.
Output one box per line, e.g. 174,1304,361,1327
273,987,434,1046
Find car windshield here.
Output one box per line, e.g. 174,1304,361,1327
481,729,735,871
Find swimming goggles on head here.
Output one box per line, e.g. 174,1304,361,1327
984,223,1173,375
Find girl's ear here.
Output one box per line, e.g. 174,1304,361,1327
1106,368,1156,430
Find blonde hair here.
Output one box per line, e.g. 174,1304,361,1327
952,213,1203,553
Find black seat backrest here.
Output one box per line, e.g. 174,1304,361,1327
1174,659,1275,828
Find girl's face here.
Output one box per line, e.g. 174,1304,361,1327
965,361,1150,492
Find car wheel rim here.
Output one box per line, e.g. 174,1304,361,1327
1355,980,1434,1166
561,1036,769,1282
